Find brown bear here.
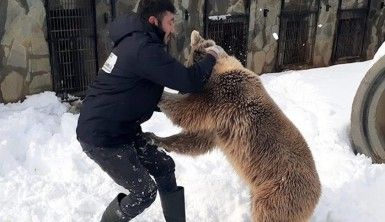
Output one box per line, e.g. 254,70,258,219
145,31,321,222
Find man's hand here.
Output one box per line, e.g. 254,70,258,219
205,45,226,59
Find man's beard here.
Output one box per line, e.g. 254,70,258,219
151,23,166,44
164,33,175,45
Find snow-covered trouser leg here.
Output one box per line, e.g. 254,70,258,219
80,140,168,220
133,135,177,193
133,135,185,221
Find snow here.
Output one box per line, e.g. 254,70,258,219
208,14,231,21
1,60,385,221
272,33,279,40
372,42,385,65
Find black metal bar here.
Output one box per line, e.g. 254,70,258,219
206,14,249,66
277,0,320,70
203,0,208,38
332,0,370,63
91,0,99,72
44,0,98,98
111,0,116,20
359,0,372,61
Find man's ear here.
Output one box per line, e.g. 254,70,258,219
190,30,203,47
148,16,159,26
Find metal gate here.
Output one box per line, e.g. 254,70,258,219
277,0,320,70
332,2,370,63
204,0,250,66
204,14,249,66
45,0,98,98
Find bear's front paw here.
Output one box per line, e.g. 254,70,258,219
161,91,176,101
143,132,163,146
143,133,172,152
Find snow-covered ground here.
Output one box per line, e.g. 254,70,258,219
1,56,385,221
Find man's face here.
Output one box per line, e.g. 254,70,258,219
149,11,175,44
160,11,175,44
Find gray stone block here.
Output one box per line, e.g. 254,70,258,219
1,71,24,102
7,41,27,68
29,72,52,94
29,57,51,73
31,34,49,56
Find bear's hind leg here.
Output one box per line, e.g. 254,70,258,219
250,192,311,222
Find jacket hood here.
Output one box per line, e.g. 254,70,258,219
109,13,164,45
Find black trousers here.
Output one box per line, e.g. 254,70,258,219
79,132,177,219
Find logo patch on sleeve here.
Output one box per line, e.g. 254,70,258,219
102,53,118,73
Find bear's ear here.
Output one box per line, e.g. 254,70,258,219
202,40,216,48
191,30,203,47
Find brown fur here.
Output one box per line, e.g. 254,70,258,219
146,31,321,222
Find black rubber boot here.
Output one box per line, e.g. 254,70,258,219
159,186,186,222
100,193,131,222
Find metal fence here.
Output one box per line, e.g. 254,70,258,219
205,14,249,66
277,0,319,70
280,15,311,66
45,0,98,98
332,7,369,63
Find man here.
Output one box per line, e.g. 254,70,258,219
76,0,224,221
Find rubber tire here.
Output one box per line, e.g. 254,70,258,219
351,55,385,163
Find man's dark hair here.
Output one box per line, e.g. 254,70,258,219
137,0,176,21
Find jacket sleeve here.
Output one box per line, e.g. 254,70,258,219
136,42,216,93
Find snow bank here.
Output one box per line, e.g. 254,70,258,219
1,61,385,221
372,42,385,65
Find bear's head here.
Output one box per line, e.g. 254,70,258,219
187,31,245,75
186,30,217,67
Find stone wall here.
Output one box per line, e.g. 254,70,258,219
116,0,138,14
282,0,318,11
0,0,384,103
206,0,247,15
95,0,114,68
104,0,207,63
169,0,206,63
313,0,339,67
97,0,385,75
341,0,369,9
313,0,385,67
0,0,52,103
246,0,281,74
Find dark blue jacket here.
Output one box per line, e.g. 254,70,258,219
76,14,216,147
